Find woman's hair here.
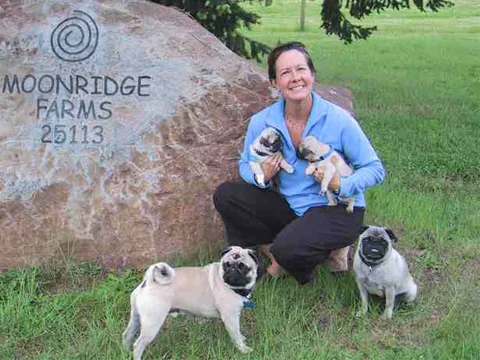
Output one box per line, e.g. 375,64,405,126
267,42,316,81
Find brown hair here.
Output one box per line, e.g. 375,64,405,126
267,42,316,81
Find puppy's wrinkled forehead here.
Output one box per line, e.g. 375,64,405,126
302,137,318,148
299,137,330,157
261,133,281,146
222,246,247,261
364,226,390,241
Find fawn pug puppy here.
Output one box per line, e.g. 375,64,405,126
249,127,294,186
297,136,355,213
122,246,259,359
353,225,418,319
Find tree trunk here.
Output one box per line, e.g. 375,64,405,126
300,0,306,31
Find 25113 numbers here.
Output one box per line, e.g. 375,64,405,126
41,124,104,144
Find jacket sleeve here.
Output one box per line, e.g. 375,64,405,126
337,116,386,198
238,117,270,188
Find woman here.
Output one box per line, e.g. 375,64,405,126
213,42,385,284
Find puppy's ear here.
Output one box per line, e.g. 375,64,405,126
359,224,370,235
247,249,267,280
384,228,398,242
220,246,233,257
247,249,260,265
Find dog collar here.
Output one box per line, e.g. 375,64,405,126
231,287,252,297
359,251,382,268
318,146,334,161
243,297,256,309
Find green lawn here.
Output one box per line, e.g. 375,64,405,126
1,1,479,359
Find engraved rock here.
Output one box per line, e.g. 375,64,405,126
0,0,353,269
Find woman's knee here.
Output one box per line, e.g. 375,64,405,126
269,239,295,267
269,241,317,285
212,181,237,210
269,230,329,275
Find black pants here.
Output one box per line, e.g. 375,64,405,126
213,181,365,284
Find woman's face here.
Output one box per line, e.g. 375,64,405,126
272,49,314,103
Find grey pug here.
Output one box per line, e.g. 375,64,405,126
249,127,294,186
122,246,259,359
353,225,418,319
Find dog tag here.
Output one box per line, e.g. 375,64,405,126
243,298,256,309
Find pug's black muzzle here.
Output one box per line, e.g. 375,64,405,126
360,238,389,265
260,136,283,153
296,147,308,160
270,137,283,152
222,262,250,287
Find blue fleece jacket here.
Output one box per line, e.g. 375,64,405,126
239,92,385,216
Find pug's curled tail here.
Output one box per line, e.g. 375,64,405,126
145,262,175,285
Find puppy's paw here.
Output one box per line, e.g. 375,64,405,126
122,336,132,350
280,159,295,174
305,163,316,175
346,198,355,213
255,174,265,186
237,344,253,354
356,306,368,318
381,310,393,320
356,310,366,318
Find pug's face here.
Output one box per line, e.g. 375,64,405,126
257,128,283,155
297,136,331,162
358,225,398,265
220,246,258,290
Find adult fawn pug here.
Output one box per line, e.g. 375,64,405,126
353,225,418,319
249,127,294,186
297,136,355,213
122,246,259,359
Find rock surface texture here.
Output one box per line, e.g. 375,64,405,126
0,0,353,269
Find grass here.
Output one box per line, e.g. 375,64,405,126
1,1,479,359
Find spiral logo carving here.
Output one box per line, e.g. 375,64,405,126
51,10,99,62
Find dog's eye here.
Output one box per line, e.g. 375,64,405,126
225,262,232,267
238,263,249,272
362,237,373,245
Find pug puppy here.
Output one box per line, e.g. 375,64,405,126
297,136,355,213
249,127,294,186
122,246,259,359
353,225,418,319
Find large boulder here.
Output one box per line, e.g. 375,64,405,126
0,0,353,269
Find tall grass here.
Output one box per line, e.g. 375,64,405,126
1,1,479,359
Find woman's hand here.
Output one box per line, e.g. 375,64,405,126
260,154,282,183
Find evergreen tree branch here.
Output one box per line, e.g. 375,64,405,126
322,0,454,43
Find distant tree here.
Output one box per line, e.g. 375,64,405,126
300,0,307,31
321,0,454,43
149,0,454,60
